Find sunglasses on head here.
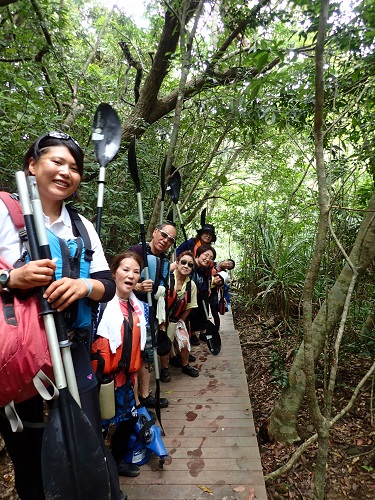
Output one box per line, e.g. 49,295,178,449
38,131,82,150
157,228,176,244
179,259,194,268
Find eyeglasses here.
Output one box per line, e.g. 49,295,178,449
38,131,82,150
157,228,176,244
179,259,194,268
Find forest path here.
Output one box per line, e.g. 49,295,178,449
121,311,267,500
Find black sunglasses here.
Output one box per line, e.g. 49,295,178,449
180,259,194,268
158,228,176,244
37,131,82,151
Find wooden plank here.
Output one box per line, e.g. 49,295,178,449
156,418,255,428
122,483,268,500
162,387,250,397
163,427,256,438
161,410,253,420
164,399,252,407
124,469,266,485
163,400,252,408
166,447,260,459
144,457,263,471
163,436,258,447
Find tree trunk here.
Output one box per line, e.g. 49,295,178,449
360,305,375,337
269,192,375,443
146,0,205,238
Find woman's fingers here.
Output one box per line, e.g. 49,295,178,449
43,278,88,311
9,259,56,289
142,279,153,292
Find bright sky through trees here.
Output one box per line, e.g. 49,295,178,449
103,0,149,27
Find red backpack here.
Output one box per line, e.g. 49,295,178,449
0,193,56,431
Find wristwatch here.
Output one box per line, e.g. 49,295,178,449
0,269,12,291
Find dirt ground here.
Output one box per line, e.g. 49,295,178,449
1,303,375,499
232,300,375,499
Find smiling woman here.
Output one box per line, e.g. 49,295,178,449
0,131,125,499
187,244,216,346
159,250,199,382
91,250,149,479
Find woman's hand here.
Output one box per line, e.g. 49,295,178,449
43,277,90,312
8,259,56,289
134,279,153,293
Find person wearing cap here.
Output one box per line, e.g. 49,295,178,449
176,223,217,257
209,270,229,329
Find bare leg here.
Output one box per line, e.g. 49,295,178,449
180,341,189,366
160,354,169,369
137,362,151,399
133,372,140,406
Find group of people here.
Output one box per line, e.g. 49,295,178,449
0,132,235,500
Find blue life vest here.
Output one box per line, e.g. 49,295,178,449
141,244,170,294
25,205,94,330
47,229,92,329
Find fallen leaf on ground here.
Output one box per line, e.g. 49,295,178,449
198,485,213,494
233,485,246,492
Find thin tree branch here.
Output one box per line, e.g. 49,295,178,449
180,121,233,211
265,360,375,482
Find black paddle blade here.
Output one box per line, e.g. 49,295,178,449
154,377,164,435
92,103,122,168
42,391,111,500
201,208,206,227
160,156,167,199
128,136,140,192
205,320,221,356
166,166,181,204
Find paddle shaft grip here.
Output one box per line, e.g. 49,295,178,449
15,172,68,391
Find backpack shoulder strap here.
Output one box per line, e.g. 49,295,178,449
0,192,28,248
146,244,162,293
169,272,175,294
0,192,24,229
65,204,94,262
187,279,191,302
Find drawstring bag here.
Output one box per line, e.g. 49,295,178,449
156,328,172,356
123,406,168,467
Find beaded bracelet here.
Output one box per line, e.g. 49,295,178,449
79,278,93,297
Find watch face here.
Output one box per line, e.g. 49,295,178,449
0,270,10,286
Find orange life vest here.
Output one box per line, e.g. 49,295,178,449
167,273,192,321
92,301,142,387
193,240,202,256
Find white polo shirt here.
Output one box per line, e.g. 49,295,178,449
0,199,109,273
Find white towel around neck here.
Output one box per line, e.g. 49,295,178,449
96,292,147,353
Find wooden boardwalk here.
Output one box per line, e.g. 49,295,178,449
121,311,267,500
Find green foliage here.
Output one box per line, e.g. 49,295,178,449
269,351,290,389
0,0,374,351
